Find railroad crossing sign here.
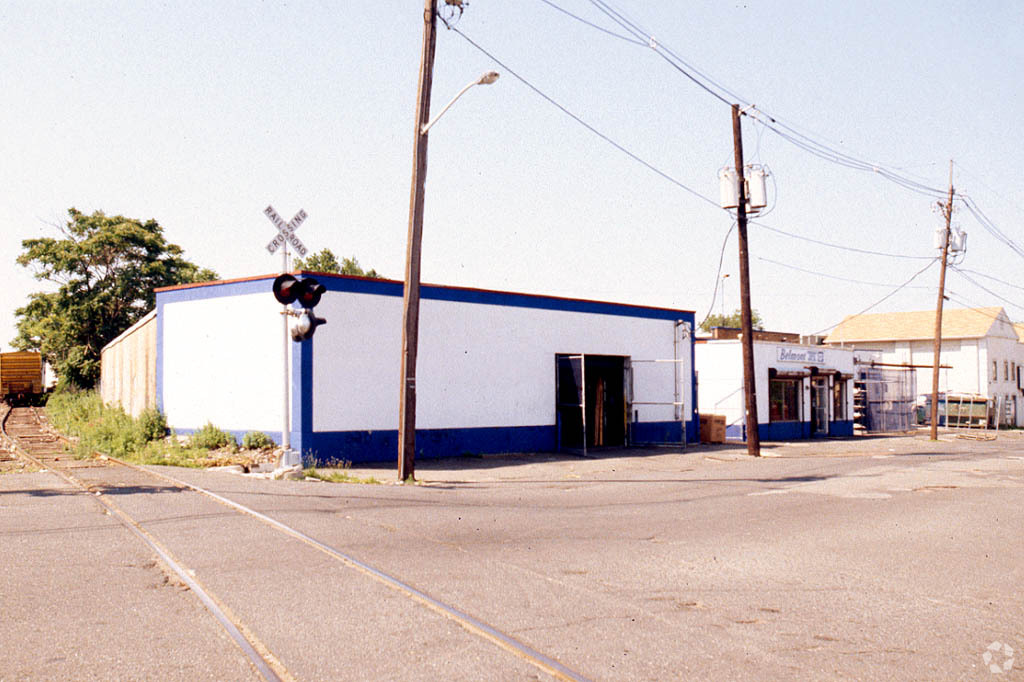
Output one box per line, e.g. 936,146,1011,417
264,205,308,257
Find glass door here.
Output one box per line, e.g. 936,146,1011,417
810,377,829,436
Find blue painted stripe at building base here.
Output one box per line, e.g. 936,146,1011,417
631,420,698,446
760,421,810,440
828,420,854,437
726,420,857,442
308,425,557,465
304,421,695,465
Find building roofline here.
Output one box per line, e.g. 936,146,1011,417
155,272,695,317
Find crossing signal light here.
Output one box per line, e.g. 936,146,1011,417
272,274,300,305
272,274,327,340
296,279,325,308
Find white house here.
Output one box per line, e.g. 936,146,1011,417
153,273,697,463
824,307,1024,426
696,338,856,440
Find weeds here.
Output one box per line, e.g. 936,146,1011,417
45,391,259,468
190,422,237,451
303,466,381,485
242,430,275,450
301,458,381,484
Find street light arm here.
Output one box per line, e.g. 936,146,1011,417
419,71,499,135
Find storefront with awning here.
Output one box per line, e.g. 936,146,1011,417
696,339,855,441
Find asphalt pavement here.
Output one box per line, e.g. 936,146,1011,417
2,429,1023,680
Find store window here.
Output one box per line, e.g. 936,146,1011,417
833,380,846,421
769,379,801,422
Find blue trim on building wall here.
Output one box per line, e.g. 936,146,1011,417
302,420,695,464
728,420,857,441
306,425,559,464
156,274,694,323
631,420,698,445
828,420,854,437
760,421,810,440
157,277,274,304
155,298,165,413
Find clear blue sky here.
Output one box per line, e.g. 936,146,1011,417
3,0,1022,349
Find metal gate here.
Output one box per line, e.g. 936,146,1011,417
627,320,692,447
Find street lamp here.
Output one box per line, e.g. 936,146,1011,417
421,71,500,134
398,67,500,481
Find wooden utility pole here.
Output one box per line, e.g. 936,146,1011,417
929,160,955,440
398,0,438,481
732,104,761,457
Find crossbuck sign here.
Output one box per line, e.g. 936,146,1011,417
265,205,308,257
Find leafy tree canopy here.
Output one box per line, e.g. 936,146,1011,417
293,248,381,278
699,308,765,334
14,208,217,389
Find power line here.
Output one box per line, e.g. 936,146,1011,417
698,221,736,330
443,21,722,209
750,219,934,260
585,0,745,105
758,256,934,289
956,268,1024,294
542,0,950,199
961,195,1024,261
746,110,948,198
811,257,938,336
535,0,643,44
949,266,1024,315
446,20,941,265
944,291,1019,325
953,161,1024,217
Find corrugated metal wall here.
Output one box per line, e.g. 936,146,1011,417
100,311,157,417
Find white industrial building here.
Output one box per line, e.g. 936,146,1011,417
825,307,1024,427
696,336,855,440
151,273,697,463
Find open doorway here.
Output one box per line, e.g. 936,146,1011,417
556,354,628,452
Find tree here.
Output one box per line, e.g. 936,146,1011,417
14,208,217,389
699,308,765,333
293,248,381,278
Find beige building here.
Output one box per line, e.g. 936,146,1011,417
100,311,157,418
825,307,1024,426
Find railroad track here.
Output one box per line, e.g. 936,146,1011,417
2,405,104,469
1,404,589,681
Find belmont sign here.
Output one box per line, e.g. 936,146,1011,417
777,346,825,364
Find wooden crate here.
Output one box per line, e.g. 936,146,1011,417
699,414,726,444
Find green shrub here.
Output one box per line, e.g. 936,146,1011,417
135,408,167,442
46,390,140,459
190,422,237,451
241,431,275,450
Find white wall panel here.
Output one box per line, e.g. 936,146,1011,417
308,292,402,430
162,293,284,431
312,292,685,431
